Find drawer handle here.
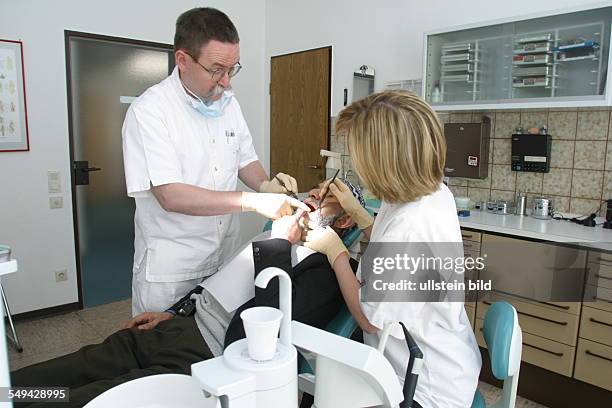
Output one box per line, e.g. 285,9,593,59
463,243,473,248
536,301,570,311
590,317,612,328
516,310,569,326
523,342,564,357
585,350,612,363
594,273,612,281
483,301,568,326
461,234,474,240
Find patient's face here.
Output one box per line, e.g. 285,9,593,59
303,182,344,228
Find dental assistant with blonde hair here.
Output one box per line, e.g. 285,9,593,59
304,90,481,408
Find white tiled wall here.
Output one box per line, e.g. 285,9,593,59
440,109,612,216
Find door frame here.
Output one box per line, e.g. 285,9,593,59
64,31,173,309
269,45,332,182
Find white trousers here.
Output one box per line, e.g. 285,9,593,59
131,253,203,316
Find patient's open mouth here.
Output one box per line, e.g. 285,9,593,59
305,202,316,212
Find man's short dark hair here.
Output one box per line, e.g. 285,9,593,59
174,8,239,58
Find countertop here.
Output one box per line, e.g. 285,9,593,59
459,210,612,250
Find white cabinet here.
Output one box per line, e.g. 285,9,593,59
423,4,612,110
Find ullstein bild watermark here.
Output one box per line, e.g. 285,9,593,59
360,242,587,303
360,242,487,302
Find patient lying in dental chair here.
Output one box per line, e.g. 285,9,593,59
11,180,365,408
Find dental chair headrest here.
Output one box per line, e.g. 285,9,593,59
341,178,366,209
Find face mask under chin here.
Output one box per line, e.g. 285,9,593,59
192,90,233,118
181,80,233,118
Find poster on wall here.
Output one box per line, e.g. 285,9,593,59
0,39,29,152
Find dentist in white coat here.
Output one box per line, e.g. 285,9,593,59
122,7,306,315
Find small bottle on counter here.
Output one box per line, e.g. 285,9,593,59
515,192,527,216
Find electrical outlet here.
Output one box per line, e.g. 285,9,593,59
49,196,63,209
55,269,67,282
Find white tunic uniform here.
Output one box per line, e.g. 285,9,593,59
359,184,481,408
122,67,259,315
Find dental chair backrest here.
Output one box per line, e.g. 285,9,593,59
471,301,522,408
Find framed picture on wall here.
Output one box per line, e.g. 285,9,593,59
0,39,29,152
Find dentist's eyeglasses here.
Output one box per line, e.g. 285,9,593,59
188,53,242,82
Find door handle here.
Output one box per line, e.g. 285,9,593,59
73,160,101,185
306,165,321,169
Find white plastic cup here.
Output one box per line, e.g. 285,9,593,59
240,306,283,361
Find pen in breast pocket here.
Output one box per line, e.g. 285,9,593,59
225,130,236,144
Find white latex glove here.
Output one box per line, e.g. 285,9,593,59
259,173,298,196
271,210,306,244
242,192,309,220
328,179,374,230
303,226,348,266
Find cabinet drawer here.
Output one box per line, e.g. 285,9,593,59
475,318,575,376
575,338,612,391
478,296,579,346
580,306,612,347
461,229,481,243
583,285,612,313
481,291,581,315
588,250,612,266
463,249,481,259
586,262,612,290
463,241,481,253
480,290,581,314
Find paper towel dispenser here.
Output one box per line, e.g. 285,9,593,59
443,116,490,179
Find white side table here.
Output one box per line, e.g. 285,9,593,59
0,260,22,352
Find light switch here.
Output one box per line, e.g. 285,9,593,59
48,171,61,193
49,196,63,209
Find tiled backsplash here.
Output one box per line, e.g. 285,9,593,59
329,108,612,216
441,109,612,216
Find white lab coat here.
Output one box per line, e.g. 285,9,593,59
122,67,259,314
359,183,481,408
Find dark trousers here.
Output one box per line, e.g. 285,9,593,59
11,316,212,408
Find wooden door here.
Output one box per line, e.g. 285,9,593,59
270,46,331,191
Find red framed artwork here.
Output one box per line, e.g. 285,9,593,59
0,39,30,152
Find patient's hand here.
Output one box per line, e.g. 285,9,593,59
271,211,305,244
122,312,174,330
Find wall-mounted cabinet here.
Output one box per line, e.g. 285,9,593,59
423,5,612,110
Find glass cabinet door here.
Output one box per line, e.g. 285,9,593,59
424,6,612,108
